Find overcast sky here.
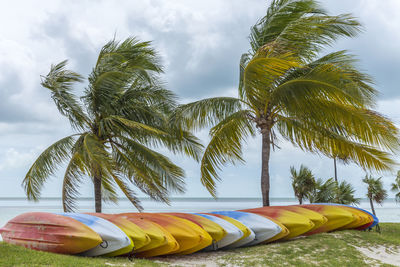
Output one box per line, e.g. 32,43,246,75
0,0,399,201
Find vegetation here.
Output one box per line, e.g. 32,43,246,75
335,180,360,205
363,175,388,216
171,0,399,206
1,223,400,266
391,171,400,202
290,165,359,205
22,37,202,212
290,165,315,204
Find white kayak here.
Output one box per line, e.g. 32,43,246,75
58,213,131,256
210,211,281,246
195,213,243,250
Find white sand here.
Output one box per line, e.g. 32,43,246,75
354,245,400,266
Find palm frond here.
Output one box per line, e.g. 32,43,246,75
112,174,143,211
277,115,397,172
62,152,86,212
200,110,255,196
170,97,243,131
23,135,77,200
41,61,89,130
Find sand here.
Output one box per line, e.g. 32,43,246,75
354,245,400,267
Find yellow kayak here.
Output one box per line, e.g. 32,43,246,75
273,206,328,234
119,215,171,254
122,213,210,255
299,205,355,235
86,213,150,255
241,207,315,240
167,213,226,245
135,222,179,257
335,206,373,230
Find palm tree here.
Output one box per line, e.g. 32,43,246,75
290,165,315,204
335,180,360,205
363,175,387,216
171,0,399,206
391,171,400,203
23,37,202,212
308,178,336,203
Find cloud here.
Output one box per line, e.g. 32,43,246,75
0,0,399,200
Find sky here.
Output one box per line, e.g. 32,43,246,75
0,0,399,201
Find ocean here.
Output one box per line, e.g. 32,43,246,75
1,197,399,241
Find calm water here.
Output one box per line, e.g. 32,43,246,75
1,197,399,241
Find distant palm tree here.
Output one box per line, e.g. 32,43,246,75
171,0,399,206
335,180,360,205
391,171,400,203
290,165,315,204
308,178,336,203
23,37,202,212
363,175,387,216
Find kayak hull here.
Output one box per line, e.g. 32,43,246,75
0,212,102,254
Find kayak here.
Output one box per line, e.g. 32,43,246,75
210,211,285,244
0,212,102,254
208,213,255,248
120,213,210,255
195,213,243,250
118,214,178,257
241,207,315,239
58,213,131,256
166,213,226,244
271,206,328,234
85,213,150,253
297,204,355,235
314,204,376,230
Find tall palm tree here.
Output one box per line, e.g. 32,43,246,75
391,171,400,203
171,0,399,205
363,175,387,216
290,165,315,204
23,37,202,212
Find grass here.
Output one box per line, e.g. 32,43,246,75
1,223,399,267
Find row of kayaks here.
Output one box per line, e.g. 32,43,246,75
0,204,378,257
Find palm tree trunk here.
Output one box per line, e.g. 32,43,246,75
261,131,271,206
94,173,102,213
369,197,376,216
333,157,338,183
299,198,303,205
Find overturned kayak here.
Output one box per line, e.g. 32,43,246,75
0,212,102,254
86,213,150,253
195,213,243,250
297,205,355,235
271,206,328,234
210,211,282,245
166,213,226,245
120,213,211,255
58,213,131,257
208,213,255,248
241,207,315,239
118,214,178,257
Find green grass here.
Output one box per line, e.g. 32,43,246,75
1,223,399,267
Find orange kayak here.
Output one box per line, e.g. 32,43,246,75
0,212,102,254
